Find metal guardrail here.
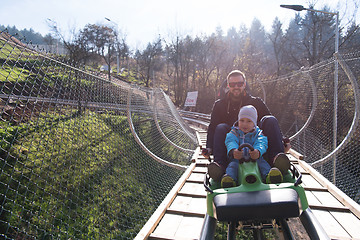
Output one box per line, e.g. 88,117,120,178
179,110,210,129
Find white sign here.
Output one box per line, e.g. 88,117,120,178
184,91,198,107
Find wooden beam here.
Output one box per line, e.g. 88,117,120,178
299,160,360,219
134,153,198,240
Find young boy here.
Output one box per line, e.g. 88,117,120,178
222,105,290,188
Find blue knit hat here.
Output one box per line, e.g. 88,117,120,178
238,105,258,126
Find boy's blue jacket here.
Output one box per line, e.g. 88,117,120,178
225,125,268,157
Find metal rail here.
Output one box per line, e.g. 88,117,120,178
289,68,318,141
126,86,188,170
311,53,360,167
153,89,195,153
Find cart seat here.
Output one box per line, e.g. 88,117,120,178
213,188,300,221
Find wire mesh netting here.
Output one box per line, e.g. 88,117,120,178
1,28,360,239
249,52,360,203
0,31,197,239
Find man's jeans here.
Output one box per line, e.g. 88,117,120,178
258,115,285,165
212,115,284,170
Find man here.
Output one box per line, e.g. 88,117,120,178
202,70,290,181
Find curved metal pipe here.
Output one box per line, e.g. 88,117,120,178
199,214,217,240
300,208,330,240
160,89,198,143
290,68,318,141
153,89,195,153
127,85,187,170
312,53,360,167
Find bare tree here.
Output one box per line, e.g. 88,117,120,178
78,24,118,80
47,19,89,66
134,37,163,87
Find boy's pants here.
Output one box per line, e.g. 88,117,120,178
225,157,271,183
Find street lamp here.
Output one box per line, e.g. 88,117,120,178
280,5,339,53
280,4,339,183
105,17,120,75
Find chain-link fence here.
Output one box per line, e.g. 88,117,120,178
0,31,197,239
1,29,359,239
249,51,360,204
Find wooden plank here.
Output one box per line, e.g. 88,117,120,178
303,186,328,192
331,211,360,239
293,163,307,173
197,154,209,160
289,148,304,160
311,209,351,239
166,209,205,218
311,191,346,208
134,161,197,240
192,166,207,174
301,174,324,189
192,147,201,162
169,195,207,216
174,215,204,239
309,204,349,212
187,172,205,183
196,159,210,166
195,131,203,148
306,191,349,211
179,182,207,197
299,160,360,219
305,191,323,206
150,214,204,240
150,213,182,238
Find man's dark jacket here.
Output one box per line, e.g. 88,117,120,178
206,92,270,149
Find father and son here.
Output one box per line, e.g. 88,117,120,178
202,70,291,188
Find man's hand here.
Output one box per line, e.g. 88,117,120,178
284,137,291,153
201,148,212,158
250,149,260,160
233,149,243,160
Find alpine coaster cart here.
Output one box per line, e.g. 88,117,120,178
200,144,330,240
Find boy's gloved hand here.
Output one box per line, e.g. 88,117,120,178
250,149,260,160
233,149,243,160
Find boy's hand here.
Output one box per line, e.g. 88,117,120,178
250,149,260,160
233,149,243,159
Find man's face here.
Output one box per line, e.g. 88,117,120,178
228,75,246,98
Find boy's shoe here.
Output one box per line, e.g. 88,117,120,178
221,174,236,188
266,167,283,184
273,153,290,175
207,162,224,182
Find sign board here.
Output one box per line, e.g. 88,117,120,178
184,91,198,107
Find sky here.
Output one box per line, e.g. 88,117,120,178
0,0,358,50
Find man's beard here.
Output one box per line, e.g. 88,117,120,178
229,91,243,101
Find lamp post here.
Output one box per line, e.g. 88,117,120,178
280,4,339,183
105,17,120,75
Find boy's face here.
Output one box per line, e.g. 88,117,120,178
239,118,255,133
